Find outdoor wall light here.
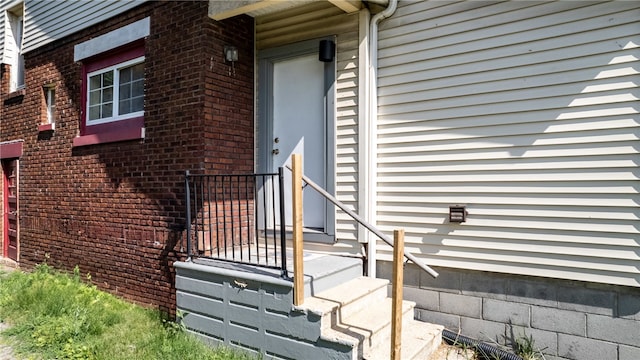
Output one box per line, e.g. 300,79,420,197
449,205,467,223
319,39,335,62
224,45,238,62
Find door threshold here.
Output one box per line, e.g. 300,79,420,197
264,227,336,244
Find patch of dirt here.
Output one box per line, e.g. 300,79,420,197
0,322,17,360
428,342,477,360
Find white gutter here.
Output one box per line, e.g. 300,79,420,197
364,0,398,278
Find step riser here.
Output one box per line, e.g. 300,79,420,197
320,283,388,331
368,322,444,360
362,304,416,358
340,283,388,319
409,335,441,360
304,262,362,298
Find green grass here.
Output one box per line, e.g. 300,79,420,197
0,263,254,360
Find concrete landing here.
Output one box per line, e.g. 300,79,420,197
193,250,362,297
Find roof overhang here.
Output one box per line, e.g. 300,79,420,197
209,0,384,21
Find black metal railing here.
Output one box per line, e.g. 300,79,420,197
184,169,287,277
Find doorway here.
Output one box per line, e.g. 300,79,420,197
2,159,18,261
258,39,336,241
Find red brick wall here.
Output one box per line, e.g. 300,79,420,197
0,2,255,313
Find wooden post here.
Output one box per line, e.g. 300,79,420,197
292,154,304,306
391,229,404,360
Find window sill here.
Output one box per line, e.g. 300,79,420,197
38,123,55,132
3,88,25,104
72,126,145,147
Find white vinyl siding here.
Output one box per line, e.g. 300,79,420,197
2,2,23,90
256,3,362,250
4,0,144,55
376,1,640,287
0,0,12,60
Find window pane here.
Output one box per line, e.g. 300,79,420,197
102,102,113,118
118,61,144,116
102,87,113,103
131,96,144,112
89,105,100,120
90,74,101,90
120,66,131,83
132,80,144,97
131,63,144,80
119,99,130,115
120,83,131,99
46,88,56,124
103,71,113,86
89,90,101,105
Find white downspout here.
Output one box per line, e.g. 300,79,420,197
365,0,398,278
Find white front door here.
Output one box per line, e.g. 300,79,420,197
272,54,326,229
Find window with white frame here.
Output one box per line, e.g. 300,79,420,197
86,56,144,125
44,86,55,124
6,3,25,92
72,17,149,147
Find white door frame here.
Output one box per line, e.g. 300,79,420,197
257,37,337,242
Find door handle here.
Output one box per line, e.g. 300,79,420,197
272,149,280,155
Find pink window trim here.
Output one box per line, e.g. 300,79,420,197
0,142,23,159
73,116,144,147
73,126,145,147
83,42,144,73
79,41,145,143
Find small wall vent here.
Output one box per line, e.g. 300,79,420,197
449,206,467,223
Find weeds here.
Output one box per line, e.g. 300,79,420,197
0,263,253,360
512,333,546,360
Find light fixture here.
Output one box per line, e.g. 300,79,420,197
224,45,238,62
319,40,335,62
224,45,238,76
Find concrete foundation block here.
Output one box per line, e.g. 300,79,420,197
459,317,506,344
419,266,461,294
587,313,640,347
461,271,508,300
618,292,640,320
440,292,482,318
531,306,585,336
507,278,558,307
416,309,460,331
619,344,640,360
508,325,559,357
557,286,615,316
483,298,530,327
404,286,439,311
558,333,617,360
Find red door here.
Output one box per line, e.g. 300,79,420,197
2,159,18,261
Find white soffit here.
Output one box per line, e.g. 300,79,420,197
209,0,364,20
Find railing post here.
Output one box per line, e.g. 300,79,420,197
278,168,287,277
391,229,404,360
292,154,304,306
185,171,192,260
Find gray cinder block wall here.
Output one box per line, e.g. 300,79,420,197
377,262,640,360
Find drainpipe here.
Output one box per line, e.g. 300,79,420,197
362,0,398,278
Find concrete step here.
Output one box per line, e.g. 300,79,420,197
368,320,444,360
302,276,443,360
348,298,416,359
299,254,362,297
303,276,390,330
